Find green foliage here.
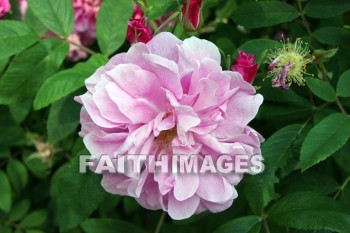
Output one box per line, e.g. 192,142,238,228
306,77,336,102
213,216,261,233
0,20,39,60
0,38,68,105
147,0,180,20
34,54,108,110
0,170,12,212
20,210,48,228
314,27,350,46
268,192,350,232
27,0,74,37
6,159,28,193
300,113,350,171
96,0,133,55
0,0,350,233
232,2,299,29
81,218,146,233
244,124,302,214
304,0,350,19
47,95,80,144
56,153,107,231
337,69,350,97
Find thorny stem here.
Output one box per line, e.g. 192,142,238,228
333,176,350,199
154,212,166,233
64,38,97,55
261,211,271,233
41,34,97,55
296,0,313,38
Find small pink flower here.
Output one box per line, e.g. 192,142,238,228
76,32,263,220
127,17,153,44
181,0,203,31
0,0,11,19
232,51,258,84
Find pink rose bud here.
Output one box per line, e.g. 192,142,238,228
127,17,153,44
232,50,259,84
181,0,203,32
0,0,11,18
132,2,144,20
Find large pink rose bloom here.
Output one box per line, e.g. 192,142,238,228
76,32,263,220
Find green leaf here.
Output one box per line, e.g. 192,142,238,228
57,153,107,231
0,223,11,233
244,124,302,214
236,39,280,65
20,209,48,227
258,103,313,122
6,159,29,192
47,94,80,144
27,0,74,37
306,77,336,102
34,54,108,110
0,20,39,60
24,7,48,35
300,113,350,171
268,192,350,232
304,0,350,19
123,197,140,215
26,230,45,233
0,170,12,212
9,199,31,222
147,0,179,20
314,27,350,46
334,143,350,173
232,2,299,29
0,57,9,75
23,153,51,179
9,99,32,124
97,0,133,55
314,48,338,64
337,69,350,97
0,107,25,147
0,38,68,105
279,171,339,195
81,218,146,233
213,216,261,233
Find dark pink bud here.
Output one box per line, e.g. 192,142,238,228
232,50,258,84
127,17,153,44
132,2,144,20
181,0,203,31
0,0,11,18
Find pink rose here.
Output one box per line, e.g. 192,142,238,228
181,0,203,31
76,32,264,220
127,17,153,44
231,51,258,84
0,0,11,18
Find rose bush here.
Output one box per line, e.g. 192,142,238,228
0,0,350,233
